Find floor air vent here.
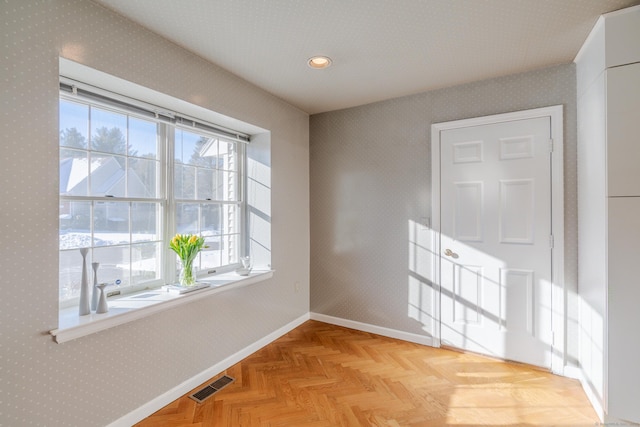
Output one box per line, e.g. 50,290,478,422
189,375,235,403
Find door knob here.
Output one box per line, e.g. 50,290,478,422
444,249,459,259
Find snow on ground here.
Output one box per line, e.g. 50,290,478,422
59,232,157,249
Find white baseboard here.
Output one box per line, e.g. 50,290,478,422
309,312,435,347
563,365,604,422
562,364,582,380
107,312,310,427
111,311,607,426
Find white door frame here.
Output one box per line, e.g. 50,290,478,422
431,105,565,375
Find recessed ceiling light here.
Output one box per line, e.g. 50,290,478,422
308,56,332,69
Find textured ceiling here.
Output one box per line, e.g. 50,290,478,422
92,0,639,114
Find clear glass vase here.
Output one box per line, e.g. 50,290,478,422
179,260,197,287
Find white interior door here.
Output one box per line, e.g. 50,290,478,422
438,116,553,369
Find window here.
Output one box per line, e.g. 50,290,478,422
59,82,248,306
174,128,242,271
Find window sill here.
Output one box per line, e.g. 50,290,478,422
50,270,274,343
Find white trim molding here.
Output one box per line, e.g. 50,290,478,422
106,312,310,427
51,270,274,343
108,306,587,426
563,365,605,421
310,313,436,347
430,105,566,375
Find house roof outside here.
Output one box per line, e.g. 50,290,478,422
59,155,149,197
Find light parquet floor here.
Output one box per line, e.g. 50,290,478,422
135,320,598,426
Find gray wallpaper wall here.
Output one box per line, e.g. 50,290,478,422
310,64,578,362
0,0,309,425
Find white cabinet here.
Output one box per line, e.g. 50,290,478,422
607,63,640,197
576,5,640,424
608,198,640,421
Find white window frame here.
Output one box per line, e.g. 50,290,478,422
168,124,247,280
58,80,249,309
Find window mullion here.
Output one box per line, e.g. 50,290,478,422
238,142,247,261
125,115,130,199
164,123,176,285
174,199,240,205
60,195,164,203
87,106,93,196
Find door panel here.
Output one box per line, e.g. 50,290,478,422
454,182,483,241
499,179,534,244
453,264,482,324
439,117,552,369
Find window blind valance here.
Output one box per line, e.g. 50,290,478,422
59,78,250,144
